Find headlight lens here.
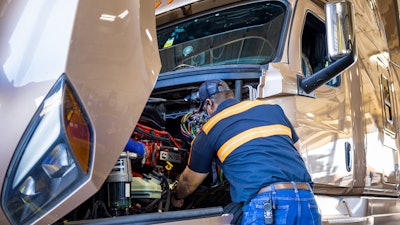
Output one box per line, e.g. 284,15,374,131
2,75,93,225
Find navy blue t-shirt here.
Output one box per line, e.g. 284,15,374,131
188,98,312,203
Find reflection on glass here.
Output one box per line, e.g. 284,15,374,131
157,1,287,73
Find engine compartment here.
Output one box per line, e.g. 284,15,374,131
57,79,258,223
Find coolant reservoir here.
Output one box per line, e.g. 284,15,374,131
131,177,162,199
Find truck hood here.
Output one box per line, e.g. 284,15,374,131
0,0,160,224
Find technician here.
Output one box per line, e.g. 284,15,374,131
171,79,321,225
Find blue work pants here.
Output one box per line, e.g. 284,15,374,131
242,184,321,224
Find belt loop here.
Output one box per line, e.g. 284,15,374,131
271,183,276,194
291,181,298,193
307,183,313,192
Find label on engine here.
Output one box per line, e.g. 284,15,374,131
160,151,181,163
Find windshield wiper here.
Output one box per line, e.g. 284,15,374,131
172,64,197,71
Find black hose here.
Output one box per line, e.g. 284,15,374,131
151,143,157,168
149,171,171,212
144,198,161,212
160,174,171,212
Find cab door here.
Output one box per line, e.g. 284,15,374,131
288,1,360,193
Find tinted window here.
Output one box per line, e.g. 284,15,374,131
157,2,287,73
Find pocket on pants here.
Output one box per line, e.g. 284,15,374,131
242,195,274,224
274,204,289,225
307,203,321,225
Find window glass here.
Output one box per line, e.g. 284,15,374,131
381,74,394,134
157,2,287,73
301,12,341,87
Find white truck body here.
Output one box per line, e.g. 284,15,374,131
2,0,400,224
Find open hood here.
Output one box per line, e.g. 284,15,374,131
0,0,160,224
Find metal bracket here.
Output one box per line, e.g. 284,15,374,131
297,75,316,98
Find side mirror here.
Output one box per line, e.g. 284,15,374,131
326,1,355,60
298,0,357,95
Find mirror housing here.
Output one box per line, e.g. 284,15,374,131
326,1,356,60
298,0,357,95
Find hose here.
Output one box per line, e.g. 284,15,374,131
161,173,171,212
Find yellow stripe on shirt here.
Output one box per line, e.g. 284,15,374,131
202,100,275,135
217,124,292,163
187,138,196,165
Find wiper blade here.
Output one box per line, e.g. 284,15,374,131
172,64,197,71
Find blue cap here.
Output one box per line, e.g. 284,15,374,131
198,79,231,111
124,139,145,157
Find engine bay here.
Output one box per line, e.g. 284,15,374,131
59,79,258,223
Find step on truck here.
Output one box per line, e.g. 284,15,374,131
2,0,400,224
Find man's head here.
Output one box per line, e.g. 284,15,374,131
198,79,233,114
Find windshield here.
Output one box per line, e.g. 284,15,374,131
157,1,287,73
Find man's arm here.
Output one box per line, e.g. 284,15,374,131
172,166,208,207
175,166,208,198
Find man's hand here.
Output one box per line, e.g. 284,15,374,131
171,193,184,208
171,167,208,208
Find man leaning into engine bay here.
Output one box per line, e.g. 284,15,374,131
171,79,321,225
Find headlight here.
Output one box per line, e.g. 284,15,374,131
2,75,93,225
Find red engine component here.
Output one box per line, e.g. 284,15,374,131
131,123,188,178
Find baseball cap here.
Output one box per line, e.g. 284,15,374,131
198,79,231,111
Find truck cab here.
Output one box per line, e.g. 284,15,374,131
151,0,400,223
60,0,400,223
2,0,400,224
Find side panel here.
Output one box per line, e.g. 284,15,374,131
285,0,361,192
377,0,400,190
285,0,400,197
353,0,400,195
